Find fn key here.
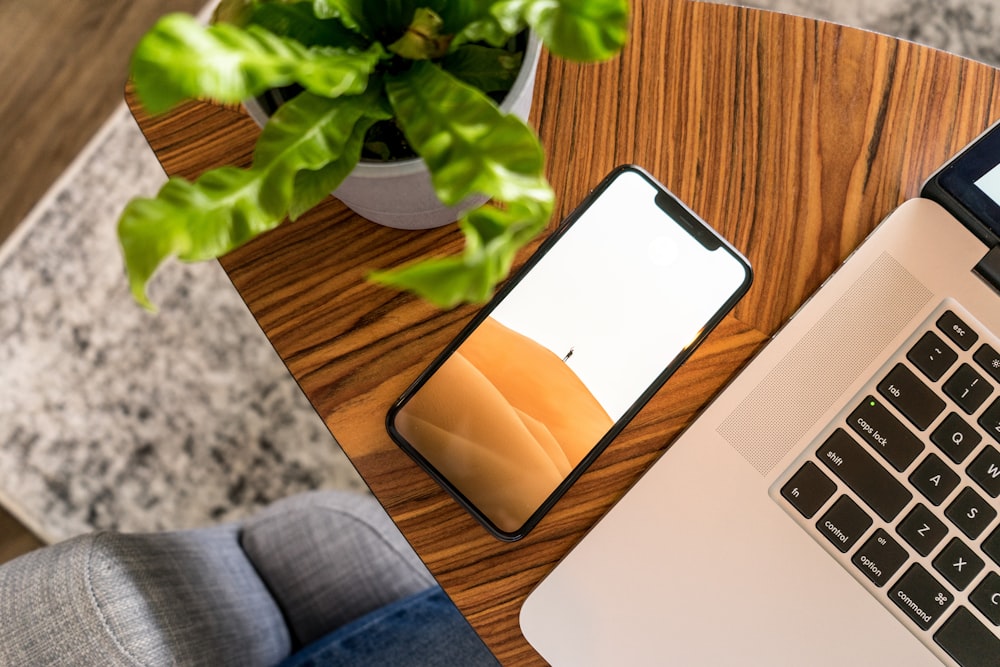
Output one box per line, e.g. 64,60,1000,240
782,462,837,518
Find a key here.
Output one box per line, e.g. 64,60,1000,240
978,397,1000,441
985,526,1000,567
852,528,908,587
909,453,960,506
932,538,984,591
816,495,872,553
974,343,1000,383
934,607,1000,667
878,364,945,431
897,504,948,556
848,396,923,471
968,445,1000,498
937,310,978,351
931,412,981,464
817,429,912,521
944,364,994,415
908,331,958,381
781,461,836,519
969,572,1000,626
945,487,997,540
890,563,953,630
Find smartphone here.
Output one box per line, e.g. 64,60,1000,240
386,165,753,540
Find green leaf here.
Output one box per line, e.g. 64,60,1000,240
313,0,428,41
118,169,271,310
118,89,387,310
388,8,450,60
387,61,551,205
254,88,390,217
441,44,522,94
246,2,370,49
375,62,553,307
436,0,494,36
310,0,369,34
461,0,629,61
130,13,383,114
212,0,257,26
369,200,549,308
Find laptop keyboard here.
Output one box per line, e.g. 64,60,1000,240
775,301,1000,667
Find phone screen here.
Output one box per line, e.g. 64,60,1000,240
387,166,752,539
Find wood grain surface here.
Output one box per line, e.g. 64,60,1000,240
127,1,1000,663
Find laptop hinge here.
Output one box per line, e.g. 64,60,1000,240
974,245,1000,292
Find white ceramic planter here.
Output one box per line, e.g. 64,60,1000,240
245,33,542,230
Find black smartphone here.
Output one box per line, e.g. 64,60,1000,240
386,165,753,540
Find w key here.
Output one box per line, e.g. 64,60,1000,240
878,364,945,431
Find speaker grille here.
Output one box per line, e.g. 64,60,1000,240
717,253,932,475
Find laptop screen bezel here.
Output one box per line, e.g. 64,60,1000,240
922,120,1000,245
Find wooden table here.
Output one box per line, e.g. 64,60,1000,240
127,1,1000,663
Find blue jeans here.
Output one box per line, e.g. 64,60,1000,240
278,586,499,667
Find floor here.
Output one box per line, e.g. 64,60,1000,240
0,0,204,564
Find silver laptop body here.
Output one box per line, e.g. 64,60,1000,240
521,160,1000,664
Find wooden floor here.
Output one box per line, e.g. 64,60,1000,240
0,0,205,564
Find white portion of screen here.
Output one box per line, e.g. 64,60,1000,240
975,162,1000,205
490,170,748,420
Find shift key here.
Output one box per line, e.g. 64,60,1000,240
818,429,913,521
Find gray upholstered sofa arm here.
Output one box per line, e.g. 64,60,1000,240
0,491,436,667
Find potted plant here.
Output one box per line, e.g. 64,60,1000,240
119,0,629,310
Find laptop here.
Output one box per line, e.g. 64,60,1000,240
519,120,1000,666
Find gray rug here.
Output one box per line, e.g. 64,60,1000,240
0,110,367,543
1,0,997,544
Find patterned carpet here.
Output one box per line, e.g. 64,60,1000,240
1,0,997,543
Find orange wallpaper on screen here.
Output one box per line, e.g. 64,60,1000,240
395,317,613,533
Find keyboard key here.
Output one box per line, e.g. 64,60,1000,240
934,607,1000,667
944,364,994,415
897,504,948,556
932,538,985,591
974,343,1000,383
931,412,982,464
908,331,958,381
878,364,945,431
852,528,908,587
946,487,998,540
968,445,1000,498
910,453,961,506
978,397,1000,442
816,495,872,553
937,310,978,351
817,429,912,521
986,526,1000,567
970,572,1000,626
890,563,953,630
781,462,836,519
848,396,924,471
